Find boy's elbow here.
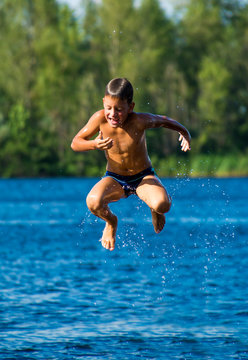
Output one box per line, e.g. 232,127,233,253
71,136,91,152
71,138,78,152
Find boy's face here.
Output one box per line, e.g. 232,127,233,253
103,95,134,128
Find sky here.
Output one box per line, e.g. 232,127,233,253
59,0,175,16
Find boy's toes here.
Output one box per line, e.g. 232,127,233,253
109,242,115,251
151,210,165,233
102,239,109,249
101,239,115,251
101,222,117,251
101,238,113,250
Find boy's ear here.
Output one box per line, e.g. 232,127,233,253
129,102,135,113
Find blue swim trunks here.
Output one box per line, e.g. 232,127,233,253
105,167,155,197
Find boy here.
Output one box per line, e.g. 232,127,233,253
71,78,191,251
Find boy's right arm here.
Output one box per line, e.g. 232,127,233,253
71,110,113,152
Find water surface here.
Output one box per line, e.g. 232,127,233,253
0,178,247,359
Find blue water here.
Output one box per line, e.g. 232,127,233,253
0,178,248,360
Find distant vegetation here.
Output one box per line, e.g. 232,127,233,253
0,0,247,177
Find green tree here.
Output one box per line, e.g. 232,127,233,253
197,56,231,152
0,0,247,177
0,0,84,176
98,0,137,77
222,3,248,153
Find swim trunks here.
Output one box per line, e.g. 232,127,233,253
104,167,155,197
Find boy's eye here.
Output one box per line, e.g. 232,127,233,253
105,106,122,112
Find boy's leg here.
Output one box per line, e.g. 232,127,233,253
136,175,171,233
86,177,125,250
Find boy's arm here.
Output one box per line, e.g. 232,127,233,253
71,110,113,152
140,113,191,152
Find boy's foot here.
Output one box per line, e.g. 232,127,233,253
151,209,165,233
101,216,118,251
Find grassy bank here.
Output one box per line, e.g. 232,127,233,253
151,154,248,178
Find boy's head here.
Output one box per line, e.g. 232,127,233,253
103,78,135,128
105,78,133,104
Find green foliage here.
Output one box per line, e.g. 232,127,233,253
9,102,30,136
0,0,247,177
190,154,248,177
197,57,231,152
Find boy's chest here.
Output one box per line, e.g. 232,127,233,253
101,124,144,154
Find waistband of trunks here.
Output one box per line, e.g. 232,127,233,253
105,167,155,183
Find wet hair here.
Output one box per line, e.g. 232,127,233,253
105,78,133,104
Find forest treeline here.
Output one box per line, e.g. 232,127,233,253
0,0,248,177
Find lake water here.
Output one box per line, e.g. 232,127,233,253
0,177,248,360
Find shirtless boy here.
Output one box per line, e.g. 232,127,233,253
71,78,191,251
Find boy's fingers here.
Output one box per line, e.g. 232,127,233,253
95,132,113,150
96,131,102,138
98,137,113,149
99,137,110,144
106,139,113,148
182,142,190,151
180,137,191,152
179,134,191,147
181,139,187,151
103,138,113,145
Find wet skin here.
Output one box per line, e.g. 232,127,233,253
71,96,191,250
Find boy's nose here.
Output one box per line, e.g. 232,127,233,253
110,109,117,118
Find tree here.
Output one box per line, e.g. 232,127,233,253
197,56,230,153
0,0,84,176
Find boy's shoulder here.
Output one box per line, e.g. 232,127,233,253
88,109,106,126
129,111,153,130
93,109,105,121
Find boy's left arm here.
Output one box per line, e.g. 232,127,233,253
141,113,191,152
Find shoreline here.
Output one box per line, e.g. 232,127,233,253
0,154,247,179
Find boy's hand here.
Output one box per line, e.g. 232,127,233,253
179,133,191,152
95,131,113,150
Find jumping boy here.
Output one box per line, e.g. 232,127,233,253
71,78,191,251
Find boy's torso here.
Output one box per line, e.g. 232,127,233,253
100,112,151,176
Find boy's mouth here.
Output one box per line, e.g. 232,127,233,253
108,118,119,126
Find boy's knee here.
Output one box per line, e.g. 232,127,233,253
86,194,102,212
152,197,172,214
